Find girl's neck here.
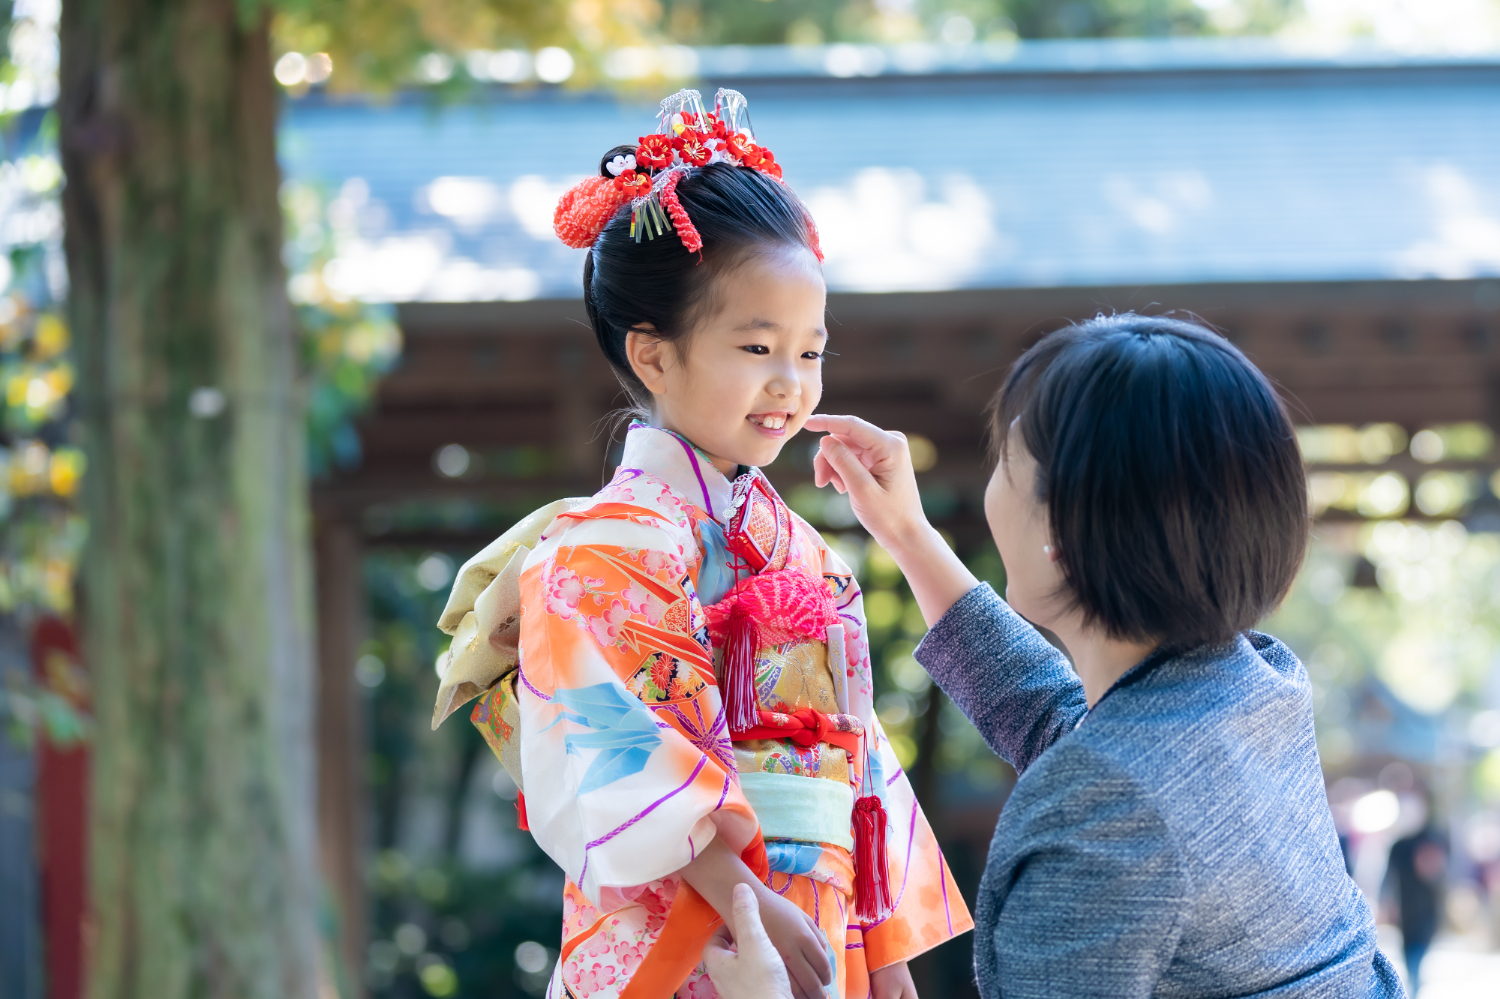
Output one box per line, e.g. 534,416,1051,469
650,420,740,478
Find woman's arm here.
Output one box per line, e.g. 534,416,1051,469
915,584,1085,772
806,414,1086,769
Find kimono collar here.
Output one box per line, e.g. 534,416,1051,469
619,423,746,524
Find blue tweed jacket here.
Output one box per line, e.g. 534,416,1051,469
915,584,1405,998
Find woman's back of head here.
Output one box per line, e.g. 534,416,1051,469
993,313,1307,652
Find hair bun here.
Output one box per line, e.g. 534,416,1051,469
600,144,641,179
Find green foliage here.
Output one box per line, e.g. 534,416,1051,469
282,180,404,477
271,0,659,90
655,0,1301,45
361,547,566,997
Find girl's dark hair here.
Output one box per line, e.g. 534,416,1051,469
991,313,1308,652
583,147,817,413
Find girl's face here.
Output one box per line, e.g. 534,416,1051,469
628,245,827,476
984,427,1070,629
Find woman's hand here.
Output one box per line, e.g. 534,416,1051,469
682,839,832,999
702,883,795,999
870,961,919,999
746,883,833,999
805,414,925,553
805,414,979,628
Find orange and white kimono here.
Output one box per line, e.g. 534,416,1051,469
443,424,970,998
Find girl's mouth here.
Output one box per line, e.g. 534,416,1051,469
747,412,792,437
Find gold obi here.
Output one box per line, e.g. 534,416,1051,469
728,638,851,785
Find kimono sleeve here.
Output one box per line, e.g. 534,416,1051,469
514,512,758,908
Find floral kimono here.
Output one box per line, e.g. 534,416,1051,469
442,424,970,999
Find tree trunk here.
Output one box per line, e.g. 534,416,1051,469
58,1,320,996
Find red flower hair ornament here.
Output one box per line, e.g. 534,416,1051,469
551,88,823,262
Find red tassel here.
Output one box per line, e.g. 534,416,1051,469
853,795,892,920
515,792,530,831
723,606,760,733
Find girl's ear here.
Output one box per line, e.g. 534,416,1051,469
626,326,670,396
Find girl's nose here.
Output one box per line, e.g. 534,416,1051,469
766,369,801,399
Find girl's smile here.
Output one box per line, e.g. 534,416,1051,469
748,411,793,436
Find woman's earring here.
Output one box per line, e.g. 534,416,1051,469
1043,545,1060,563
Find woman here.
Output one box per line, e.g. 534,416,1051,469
805,314,1404,997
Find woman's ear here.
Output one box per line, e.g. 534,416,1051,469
626,326,670,396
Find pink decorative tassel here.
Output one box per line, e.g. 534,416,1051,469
722,602,760,732
853,795,892,920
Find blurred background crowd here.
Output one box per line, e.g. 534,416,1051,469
3,0,1500,997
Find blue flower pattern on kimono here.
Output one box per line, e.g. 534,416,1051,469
549,683,665,795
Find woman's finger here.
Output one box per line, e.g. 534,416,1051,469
826,433,881,471
820,437,879,496
812,450,844,492
804,414,896,452
729,883,776,956
701,926,735,976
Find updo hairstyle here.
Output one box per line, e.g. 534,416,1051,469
583,145,819,413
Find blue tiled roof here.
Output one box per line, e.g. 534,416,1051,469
278,39,1500,302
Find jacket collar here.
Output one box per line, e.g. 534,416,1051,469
619,423,739,524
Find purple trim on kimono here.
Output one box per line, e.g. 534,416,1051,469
518,666,551,702
578,756,709,887
672,434,716,518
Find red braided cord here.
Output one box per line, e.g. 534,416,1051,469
658,171,703,255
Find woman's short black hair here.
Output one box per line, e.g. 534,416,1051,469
584,148,817,412
991,313,1307,651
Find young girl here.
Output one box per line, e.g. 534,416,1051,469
431,90,970,999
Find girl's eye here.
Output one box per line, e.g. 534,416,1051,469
742,344,769,355
802,351,824,360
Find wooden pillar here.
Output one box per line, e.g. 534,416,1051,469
557,340,601,481
315,515,366,997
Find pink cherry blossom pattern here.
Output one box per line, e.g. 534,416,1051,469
640,547,686,581
586,599,633,649
613,938,648,975
578,962,620,995
545,564,587,620
679,969,721,999
621,583,664,625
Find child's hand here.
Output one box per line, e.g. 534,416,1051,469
870,961,918,999
805,414,927,553
751,883,834,999
702,883,794,999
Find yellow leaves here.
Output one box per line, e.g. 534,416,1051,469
33,313,69,358
7,440,52,497
49,448,86,498
0,441,85,499
5,359,74,422
271,0,659,92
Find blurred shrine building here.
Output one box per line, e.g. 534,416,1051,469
284,37,1500,977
